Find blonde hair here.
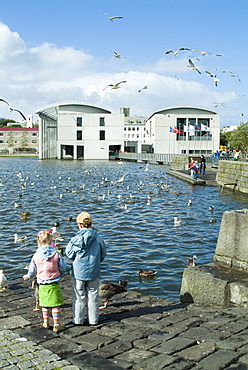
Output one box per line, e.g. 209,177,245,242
37,230,53,246
76,212,92,228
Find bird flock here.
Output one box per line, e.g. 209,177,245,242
0,159,225,304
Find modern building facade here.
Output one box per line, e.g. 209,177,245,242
146,106,220,155
122,108,148,153
36,101,124,160
0,127,39,154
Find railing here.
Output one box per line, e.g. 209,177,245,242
112,152,186,164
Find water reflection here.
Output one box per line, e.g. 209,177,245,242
1,157,248,302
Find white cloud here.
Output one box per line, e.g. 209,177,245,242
0,21,246,126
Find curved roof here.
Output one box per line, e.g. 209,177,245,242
36,100,111,120
147,105,217,120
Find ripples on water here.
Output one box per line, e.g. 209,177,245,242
1,157,248,302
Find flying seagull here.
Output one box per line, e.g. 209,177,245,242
103,13,123,22
138,86,148,92
165,48,188,56
110,50,126,59
222,71,241,82
103,81,126,91
213,102,225,108
9,107,26,121
206,71,219,86
187,59,201,74
0,98,9,106
186,49,222,57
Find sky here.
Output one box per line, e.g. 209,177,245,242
0,0,247,126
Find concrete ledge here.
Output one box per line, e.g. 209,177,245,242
166,170,206,185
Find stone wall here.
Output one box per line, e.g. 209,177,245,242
170,156,189,170
216,160,248,193
180,209,248,307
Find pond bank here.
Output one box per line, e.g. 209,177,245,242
1,275,248,369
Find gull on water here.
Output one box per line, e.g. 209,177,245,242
103,81,126,91
103,13,123,22
173,217,182,225
13,233,27,243
187,59,201,74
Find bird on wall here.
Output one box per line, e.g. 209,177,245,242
9,107,26,121
165,47,188,56
187,59,201,74
0,270,7,292
110,50,126,59
187,255,197,267
103,81,126,91
103,13,123,22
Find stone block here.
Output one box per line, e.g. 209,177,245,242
229,282,248,306
0,315,30,330
215,210,248,268
192,349,240,369
180,266,228,306
67,352,124,370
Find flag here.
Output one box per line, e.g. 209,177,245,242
195,125,201,131
201,123,210,131
184,125,190,132
170,127,183,134
189,125,195,136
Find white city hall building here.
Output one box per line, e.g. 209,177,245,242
36,101,124,160
146,106,220,155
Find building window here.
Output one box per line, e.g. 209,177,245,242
77,131,82,140
132,127,135,131
77,117,82,127
124,127,126,131
0,140,3,143
0,133,3,136
99,130,105,140
128,127,131,131
99,117,105,126
32,140,37,143
32,133,37,136
137,127,139,131
137,134,139,138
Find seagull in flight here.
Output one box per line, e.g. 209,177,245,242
187,59,201,74
138,86,148,92
0,98,9,106
222,71,241,82
103,81,126,91
165,47,188,56
186,48,222,57
110,50,126,59
9,107,26,120
103,13,123,22
205,71,219,86
213,102,226,108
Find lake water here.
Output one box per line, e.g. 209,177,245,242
1,157,248,302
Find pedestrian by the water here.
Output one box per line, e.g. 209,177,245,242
199,154,206,175
189,157,195,178
193,160,200,180
65,211,106,326
23,230,66,333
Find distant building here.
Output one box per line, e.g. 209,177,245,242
145,106,220,155
36,101,124,160
222,125,238,133
0,127,39,154
121,108,148,153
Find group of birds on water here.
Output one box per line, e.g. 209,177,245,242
0,162,221,308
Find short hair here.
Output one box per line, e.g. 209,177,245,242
37,230,53,246
76,212,92,228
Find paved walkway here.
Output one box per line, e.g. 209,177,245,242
166,168,218,187
1,276,248,369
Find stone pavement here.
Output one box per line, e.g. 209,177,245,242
1,275,248,369
166,169,218,187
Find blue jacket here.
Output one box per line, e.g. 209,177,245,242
65,228,106,281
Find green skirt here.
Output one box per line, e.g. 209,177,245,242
39,283,64,307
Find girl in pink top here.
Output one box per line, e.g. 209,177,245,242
23,230,66,333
